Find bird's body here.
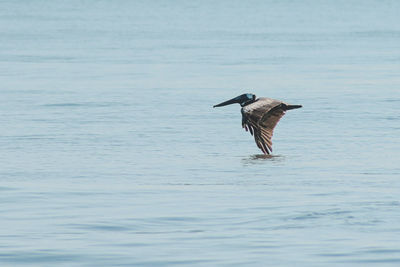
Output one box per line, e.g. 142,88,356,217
214,94,302,154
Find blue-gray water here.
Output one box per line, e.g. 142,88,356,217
1,1,400,266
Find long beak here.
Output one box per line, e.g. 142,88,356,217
213,96,240,108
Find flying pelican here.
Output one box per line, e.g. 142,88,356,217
213,93,302,154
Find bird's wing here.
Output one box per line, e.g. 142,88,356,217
241,98,286,154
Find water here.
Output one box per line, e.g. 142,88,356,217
1,0,400,266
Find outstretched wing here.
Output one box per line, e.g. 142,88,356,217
241,98,286,154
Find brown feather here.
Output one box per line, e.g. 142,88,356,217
241,98,287,154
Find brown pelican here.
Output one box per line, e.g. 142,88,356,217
213,93,302,154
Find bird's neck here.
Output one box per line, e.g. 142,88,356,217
240,99,257,107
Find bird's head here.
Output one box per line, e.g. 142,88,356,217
213,93,256,108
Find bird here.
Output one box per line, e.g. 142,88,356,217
213,93,302,154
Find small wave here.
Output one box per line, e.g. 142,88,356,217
42,102,128,108
382,98,400,103
0,251,82,264
242,154,285,165
43,103,83,107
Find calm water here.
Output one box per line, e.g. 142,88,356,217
1,0,400,266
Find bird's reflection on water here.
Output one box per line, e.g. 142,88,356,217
241,154,285,165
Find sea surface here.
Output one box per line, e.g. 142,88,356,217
1,0,400,266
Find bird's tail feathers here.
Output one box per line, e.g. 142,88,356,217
285,104,302,110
